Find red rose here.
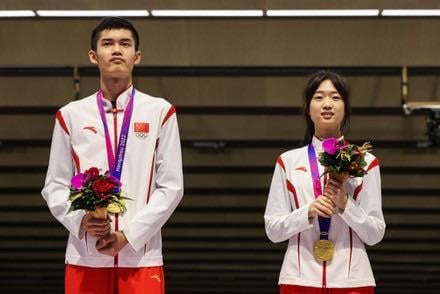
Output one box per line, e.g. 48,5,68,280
92,179,114,194
84,167,100,183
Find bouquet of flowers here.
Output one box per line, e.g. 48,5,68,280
319,137,372,182
68,167,129,219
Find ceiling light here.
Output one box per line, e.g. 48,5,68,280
382,9,440,17
36,10,149,17
266,9,380,17
151,10,264,17
0,10,36,17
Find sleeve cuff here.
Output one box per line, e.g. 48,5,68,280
121,230,136,252
78,227,85,240
66,210,86,240
122,227,143,252
295,205,314,231
339,197,362,224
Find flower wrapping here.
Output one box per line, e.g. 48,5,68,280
319,137,372,181
68,167,129,217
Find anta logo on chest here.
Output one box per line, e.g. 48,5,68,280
134,122,149,139
83,126,98,134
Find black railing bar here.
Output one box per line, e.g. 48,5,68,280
0,105,420,116
2,65,440,77
1,205,439,214
1,165,439,175
2,186,438,196
0,66,73,76
0,139,426,149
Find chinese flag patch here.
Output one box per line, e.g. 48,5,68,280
134,122,149,133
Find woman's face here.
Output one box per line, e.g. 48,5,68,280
309,79,345,135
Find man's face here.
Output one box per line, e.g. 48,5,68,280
89,29,141,78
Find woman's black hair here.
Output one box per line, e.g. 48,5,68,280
302,70,351,145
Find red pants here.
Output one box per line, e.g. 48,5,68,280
280,285,374,294
65,264,164,294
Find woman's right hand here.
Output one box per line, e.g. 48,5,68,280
80,214,111,237
308,196,336,220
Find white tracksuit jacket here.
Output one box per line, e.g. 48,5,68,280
265,136,385,288
42,86,184,268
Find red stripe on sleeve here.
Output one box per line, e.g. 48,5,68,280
297,233,301,273
286,180,299,209
146,139,159,204
161,105,176,127
56,111,70,135
353,158,379,200
146,154,155,204
353,182,363,201
367,158,380,171
348,228,353,276
71,147,80,173
276,156,286,172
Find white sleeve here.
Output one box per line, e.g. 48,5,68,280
340,164,386,246
123,111,184,251
264,159,312,243
41,113,86,239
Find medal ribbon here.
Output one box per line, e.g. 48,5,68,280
96,88,135,180
308,144,331,240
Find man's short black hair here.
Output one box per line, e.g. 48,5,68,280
91,17,140,51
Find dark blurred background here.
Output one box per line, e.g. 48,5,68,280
0,0,439,293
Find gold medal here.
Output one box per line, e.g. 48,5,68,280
313,239,335,262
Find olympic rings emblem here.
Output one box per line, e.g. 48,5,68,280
135,132,148,139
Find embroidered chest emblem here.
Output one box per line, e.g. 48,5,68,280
134,122,149,139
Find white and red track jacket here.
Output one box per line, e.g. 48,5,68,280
265,136,385,288
42,86,184,268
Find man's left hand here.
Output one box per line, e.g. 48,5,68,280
96,231,129,256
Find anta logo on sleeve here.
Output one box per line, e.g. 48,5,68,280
134,122,149,139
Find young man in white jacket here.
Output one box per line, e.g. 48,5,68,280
42,17,183,294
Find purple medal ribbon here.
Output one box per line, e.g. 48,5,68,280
308,144,331,240
96,88,135,181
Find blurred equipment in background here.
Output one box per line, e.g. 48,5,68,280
402,66,440,147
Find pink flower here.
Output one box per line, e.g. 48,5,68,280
110,177,121,186
105,173,121,187
322,137,340,155
71,173,85,189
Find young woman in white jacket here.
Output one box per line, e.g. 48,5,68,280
265,71,385,294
